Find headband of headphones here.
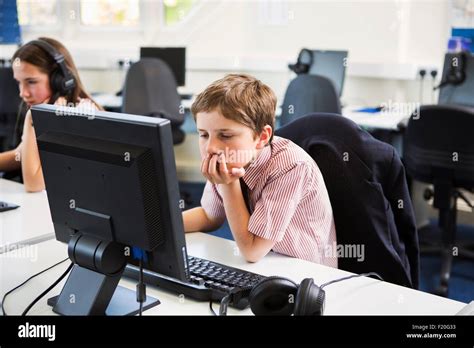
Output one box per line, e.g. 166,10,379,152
288,48,313,75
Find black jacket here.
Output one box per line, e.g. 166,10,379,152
276,113,419,288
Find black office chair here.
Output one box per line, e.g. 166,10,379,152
280,75,341,127
276,113,419,289
0,67,22,152
404,105,474,297
122,58,185,144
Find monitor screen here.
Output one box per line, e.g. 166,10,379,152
140,47,186,87
31,104,189,314
438,52,474,108
308,50,348,97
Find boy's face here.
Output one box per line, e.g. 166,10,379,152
196,109,267,171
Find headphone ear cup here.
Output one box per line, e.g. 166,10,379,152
49,69,65,96
293,278,325,316
249,277,298,316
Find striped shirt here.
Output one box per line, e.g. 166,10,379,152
201,136,338,267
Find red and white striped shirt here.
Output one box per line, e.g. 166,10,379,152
201,136,338,268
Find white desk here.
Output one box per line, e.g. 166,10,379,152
0,179,54,254
92,93,194,111
342,107,409,131
0,233,465,316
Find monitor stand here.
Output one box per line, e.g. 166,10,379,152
47,233,160,316
47,286,160,316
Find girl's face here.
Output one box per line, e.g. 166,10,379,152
13,60,52,107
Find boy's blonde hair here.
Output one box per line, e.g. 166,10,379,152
191,74,277,142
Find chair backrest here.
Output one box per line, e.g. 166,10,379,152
0,67,23,151
122,58,185,123
280,75,341,127
276,113,419,288
0,67,21,113
404,104,474,190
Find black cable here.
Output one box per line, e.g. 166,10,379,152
209,300,217,316
1,257,69,316
22,262,74,316
319,272,383,290
136,258,146,316
430,69,438,103
418,69,426,104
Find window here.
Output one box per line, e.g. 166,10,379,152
164,0,198,26
17,0,58,26
80,0,139,26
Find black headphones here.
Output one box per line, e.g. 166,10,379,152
28,39,76,96
217,272,383,316
288,48,313,75
434,52,467,90
249,276,325,316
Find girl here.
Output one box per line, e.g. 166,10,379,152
0,37,101,192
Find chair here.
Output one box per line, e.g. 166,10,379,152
276,113,419,289
403,105,474,296
122,58,185,144
280,75,341,127
0,67,22,152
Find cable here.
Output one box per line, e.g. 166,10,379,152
209,300,218,316
319,272,383,290
22,262,74,316
430,69,438,103
217,285,254,316
136,258,146,316
1,257,69,316
218,294,231,316
418,69,426,104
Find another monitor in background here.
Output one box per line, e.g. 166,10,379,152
288,49,348,97
308,50,348,97
140,47,186,87
31,104,189,315
438,52,474,108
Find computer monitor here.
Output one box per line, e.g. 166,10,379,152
308,50,348,97
140,47,186,87
31,104,189,315
438,52,474,108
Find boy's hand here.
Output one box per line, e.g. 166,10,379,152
201,153,245,185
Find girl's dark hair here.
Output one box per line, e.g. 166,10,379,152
12,37,101,108
11,37,102,147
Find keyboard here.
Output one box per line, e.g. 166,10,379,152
123,255,266,310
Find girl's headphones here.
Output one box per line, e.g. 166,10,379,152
28,39,76,96
288,48,313,75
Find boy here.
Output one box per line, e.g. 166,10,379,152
183,74,337,267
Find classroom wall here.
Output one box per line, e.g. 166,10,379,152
16,0,451,106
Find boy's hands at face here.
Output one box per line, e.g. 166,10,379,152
201,152,245,185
